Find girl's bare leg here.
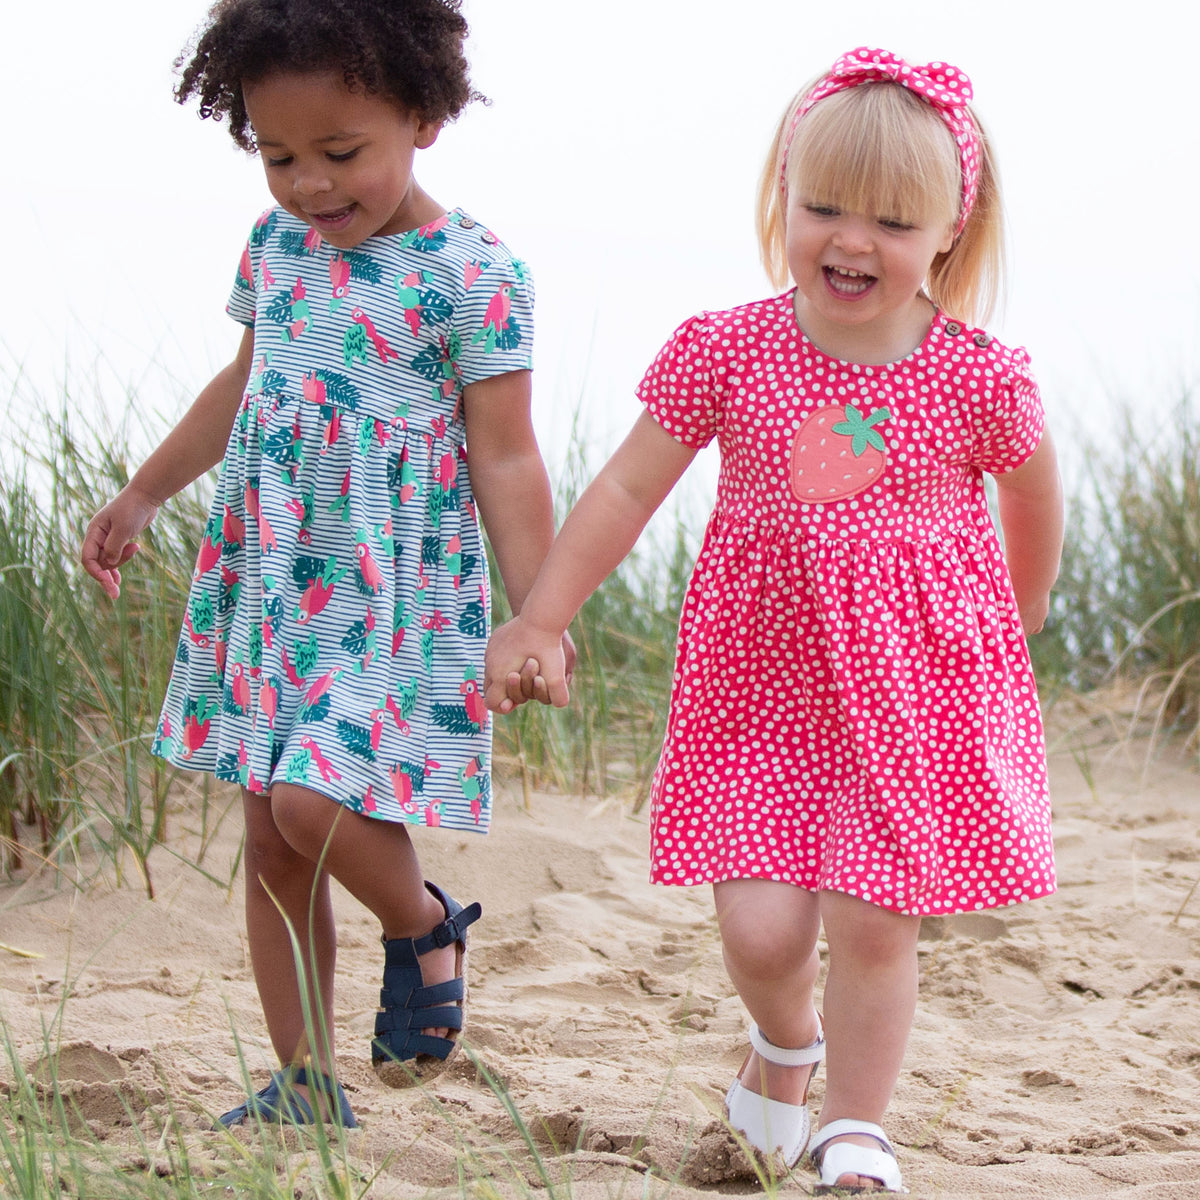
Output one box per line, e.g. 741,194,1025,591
713,879,823,1105
241,789,337,1077
816,889,922,1190
269,784,456,1036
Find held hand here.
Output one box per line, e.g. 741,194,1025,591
1019,594,1051,637
80,485,161,600
484,616,570,713
510,630,578,706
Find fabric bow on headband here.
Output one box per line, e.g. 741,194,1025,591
782,47,981,238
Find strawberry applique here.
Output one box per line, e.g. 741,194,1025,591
790,403,892,503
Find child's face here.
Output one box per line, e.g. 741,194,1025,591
785,192,954,363
243,71,441,248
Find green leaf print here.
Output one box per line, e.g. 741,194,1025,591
394,760,425,794
190,593,215,634
293,633,320,679
419,289,453,326
409,345,452,383
342,249,383,283
432,704,482,736
248,623,263,668
341,618,373,656
250,368,288,396
459,601,487,639
249,210,279,247
336,720,376,763
215,749,248,784
279,229,317,257
285,749,312,784
309,369,360,410
299,693,332,723
830,404,892,456
264,289,297,325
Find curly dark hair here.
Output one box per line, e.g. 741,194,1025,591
175,0,480,151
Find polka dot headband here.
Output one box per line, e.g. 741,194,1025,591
781,47,982,238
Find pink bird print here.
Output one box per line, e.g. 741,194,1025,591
302,371,327,405
303,226,323,255
182,608,211,649
396,445,418,505
362,785,378,814
481,284,513,336
328,255,351,310
247,767,266,793
460,668,485,729
213,630,228,677
300,736,342,782
355,533,384,594
244,479,261,522
389,762,417,813
284,277,311,341
259,511,278,554
181,698,218,760
463,260,485,289
435,451,455,493
303,667,342,710
443,533,463,588
423,801,442,827
419,609,450,633
261,262,276,288
230,661,251,713
351,308,400,364
430,414,448,440
193,531,223,580
395,269,433,336
357,605,379,673
281,645,306,690
259,678,279,728
238,244,253,289
222,505,246,548
295,558,348,623
181,716,209,759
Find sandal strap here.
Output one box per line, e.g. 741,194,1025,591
748,1015,826,1067
217,1067,357,1129
808,1119,893,1156
411,884,482,954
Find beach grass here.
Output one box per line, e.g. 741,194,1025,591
3,375,1200,884
2,369,1199,1195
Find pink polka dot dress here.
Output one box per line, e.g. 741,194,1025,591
637,294,1056,916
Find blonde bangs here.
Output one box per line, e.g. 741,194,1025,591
786,84,959,229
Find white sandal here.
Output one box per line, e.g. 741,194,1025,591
724,1016,825,1169
808,1119,907,1194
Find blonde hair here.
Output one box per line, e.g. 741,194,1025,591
756,81,1004,326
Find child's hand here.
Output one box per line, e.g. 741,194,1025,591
80,485,160,599
1018,594,1050,636
484,616,570,713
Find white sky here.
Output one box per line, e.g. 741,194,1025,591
2,0,1197,475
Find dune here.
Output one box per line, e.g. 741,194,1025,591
2,721,1199,1197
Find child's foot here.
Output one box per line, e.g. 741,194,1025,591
372,882,482,1087
725,1011,825,1168
809,1120,904,1193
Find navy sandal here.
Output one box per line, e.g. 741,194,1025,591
372,881,482,1087
215,1064,357,1129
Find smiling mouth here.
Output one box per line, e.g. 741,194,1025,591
307,204,356,228
823,265,875,296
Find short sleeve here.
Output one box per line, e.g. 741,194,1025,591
636,314,719,449
452,257,535,385
226,237,257,328
973,346,1045,474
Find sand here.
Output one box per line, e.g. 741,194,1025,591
2,714,1199,1198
